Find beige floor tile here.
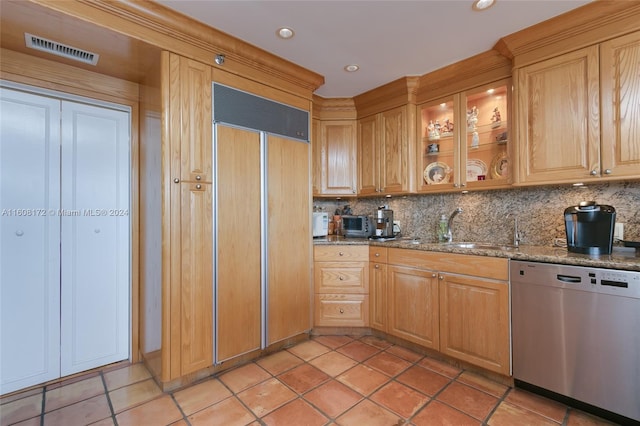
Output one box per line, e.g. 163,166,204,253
312,335,354,350
11,417,41,426
396,365,451,397
109,379,163,413
256,351,304,376
286,340,330,361
0,393,42,426
237,378,296,417
336,340,381,362
169,421,189,426
277,363,330,395
188,396,255,426
219,363,271,393
336,399,402,426
104,363,151,391
505,388,567,423
488,401,560,426
45,375,105,412
0,387,43,405
173,378,232,415
436,382,499,421
262,398,328,426
364,352,411,377
89,418,115,426
43,394,111,426
336,364,389,396
309,351,357,377
116,394,182,426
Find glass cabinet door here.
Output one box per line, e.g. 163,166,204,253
462,80,511,188
418,94,460,191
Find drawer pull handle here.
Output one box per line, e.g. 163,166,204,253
375,253,380,257
432,273,437,278
439,275,444,280
375,264,380,269
339,308,344,314
195,175,202,180
338,252,344,256
339,276,344,281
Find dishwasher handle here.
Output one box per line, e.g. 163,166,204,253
556,274,582,283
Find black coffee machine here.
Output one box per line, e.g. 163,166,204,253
564,201,616,255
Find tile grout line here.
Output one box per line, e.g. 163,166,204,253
99,370,119,426
39,386,45,426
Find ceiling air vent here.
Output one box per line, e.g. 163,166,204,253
24,33,99,66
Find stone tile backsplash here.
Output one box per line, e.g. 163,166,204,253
314,182,640,247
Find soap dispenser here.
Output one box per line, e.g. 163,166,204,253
437,214,448,242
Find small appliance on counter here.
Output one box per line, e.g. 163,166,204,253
341,215,374,238
372,205,395,240
564,201,616,255
312,211,329,237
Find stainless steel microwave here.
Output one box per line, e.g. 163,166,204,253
341,215,374,238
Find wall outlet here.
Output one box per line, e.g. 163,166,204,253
393,220,401,233
614,222,624,240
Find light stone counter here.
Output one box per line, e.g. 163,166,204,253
313,236,640,272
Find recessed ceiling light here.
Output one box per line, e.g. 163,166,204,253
486,88,495,94
344,64,359,72
472,0,496,11
276,27,295,39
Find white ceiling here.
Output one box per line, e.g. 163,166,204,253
156,0,592,98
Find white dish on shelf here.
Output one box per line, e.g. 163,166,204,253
424,162,451,185
466,159,487,181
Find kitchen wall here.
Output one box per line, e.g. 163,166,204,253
314,181,640,247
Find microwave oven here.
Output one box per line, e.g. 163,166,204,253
312,212,329,237
341,215,374,238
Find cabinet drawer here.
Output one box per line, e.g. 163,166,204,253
314,245,369,262
369,246,388,263
314,262,368,293
314,294,369,327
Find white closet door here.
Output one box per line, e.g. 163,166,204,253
0,88,61,394
60,101,130,375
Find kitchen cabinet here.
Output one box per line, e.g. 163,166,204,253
417,79,512,192
369,246,388,332
358,105,415,196
384,248,510,375
515,31,640,184
314,245,369,327
314,120,358,195
166,52,213,376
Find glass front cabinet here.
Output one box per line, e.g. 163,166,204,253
417,79,511,192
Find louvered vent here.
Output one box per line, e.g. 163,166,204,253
24,33,99,65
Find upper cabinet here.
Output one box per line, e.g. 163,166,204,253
417,79,512,193
355,78,418,196
515,32,640,184
312,97,358,197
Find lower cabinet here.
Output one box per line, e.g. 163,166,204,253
379,248,510,375
314,245,369,327
369,246,388,332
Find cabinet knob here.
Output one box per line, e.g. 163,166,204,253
604,169,612,175
439,275,444,280
195,184,202,190
375,253,380,257
461,183,466,187
339,276,344,281
375,264,380,269
454,183,459,188
15,230,24,237
174,178,180,183
590,170,598,176
338,252,344,256
432,273,437,278
195,175,202,181
339,308,344,314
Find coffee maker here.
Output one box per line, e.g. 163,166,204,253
374,205,394,238
564,201,616,255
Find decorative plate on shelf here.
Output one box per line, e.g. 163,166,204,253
466,159,487,181
424,162,451,185
490,152,509,179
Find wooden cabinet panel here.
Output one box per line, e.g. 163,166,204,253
267,135,311,344
388,265,439,349
600,31,640,180
314,245,369,262
369,261,387,332
216,125,261,362
314,262,368,294
317,120,357,195
439,273,510,375
516,46,600,183
178,183,213,375
314,294,369,327
358,115,379,196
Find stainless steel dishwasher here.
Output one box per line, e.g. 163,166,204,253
511,260,640,424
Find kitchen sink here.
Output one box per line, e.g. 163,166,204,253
444,242,519,251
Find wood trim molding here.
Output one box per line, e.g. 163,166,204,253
312,96,357,120
30,0,324,97
353,76,420,118
495,1,640,68
416,50,511,104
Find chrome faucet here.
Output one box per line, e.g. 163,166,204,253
445,208,463,242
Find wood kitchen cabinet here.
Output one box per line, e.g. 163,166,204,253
417,79,512,193
515,31,640,184
314,245,369,327
165,52,213,377
315,120,357,195
369,246,388,332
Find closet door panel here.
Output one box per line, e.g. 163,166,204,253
60,101,130,375
0,88,61,394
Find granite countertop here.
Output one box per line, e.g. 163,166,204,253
313,236,640,271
